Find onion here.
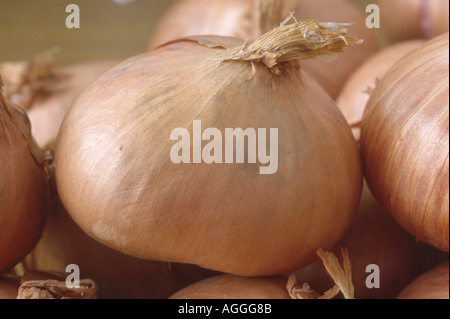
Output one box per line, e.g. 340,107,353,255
378,0,449,44
0,76,49,274
0,51,119,148
361,33,449,252
55,21,363,277
170,274,290,299
149,0,380,99
336,39,426,142
397,262,449,299
0,275,20,299
291,182,449,299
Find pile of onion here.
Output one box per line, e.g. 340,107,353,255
397,262,449,299
55,21,363,277
0,50,119,148
149,0,379,99
336,39,426,142
378,0,449,44
361,32,449,252
0,76,49,274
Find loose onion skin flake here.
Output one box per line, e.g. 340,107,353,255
0,77,49,274
361,33,449,252
149,0,379,99
55,22,363,277
397,262,449,299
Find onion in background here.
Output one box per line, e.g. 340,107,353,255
0,52,119,148
378,0,449,44
170,274,290,299
149,0,379,99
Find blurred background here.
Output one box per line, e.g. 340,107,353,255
0,0,370,66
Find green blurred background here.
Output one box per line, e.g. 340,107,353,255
0,0,371,66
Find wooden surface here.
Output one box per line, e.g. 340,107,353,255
0,0,371,66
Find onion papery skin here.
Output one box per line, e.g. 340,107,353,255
25,197,218,299
361,33,449,252
0,85,48,274
397,262,449,299
170,274,290,299
55,35,363,277
149,0,379,99
291,182,449,299
378,0,449,44
336,40,426,141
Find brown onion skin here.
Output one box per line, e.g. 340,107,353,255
378,0,449,44
336,39,426,141
291,182,449,299
25,196,218,299
0,84,48,274
55,36,363,277
0,275,20,299
149,0,379,99
361,33,449,252
397,262,449,299
170,274,290,299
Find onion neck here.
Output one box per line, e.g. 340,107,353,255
221,20,363,74
254,0,284,37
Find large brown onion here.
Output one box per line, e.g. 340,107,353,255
149,0,379,99
170,274,290,299
378,0,449,44
0,76,48,274
397,262,449,299
0,55,119,148
55,22,363,277
291,182,449,299
336,39,426,142
361,33,449,252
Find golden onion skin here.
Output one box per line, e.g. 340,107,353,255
0,84,48,274
361,33,449,252
55,35,363,277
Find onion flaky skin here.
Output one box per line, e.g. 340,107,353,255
55,28,363,276
361,33,449,252
0,78,48,274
